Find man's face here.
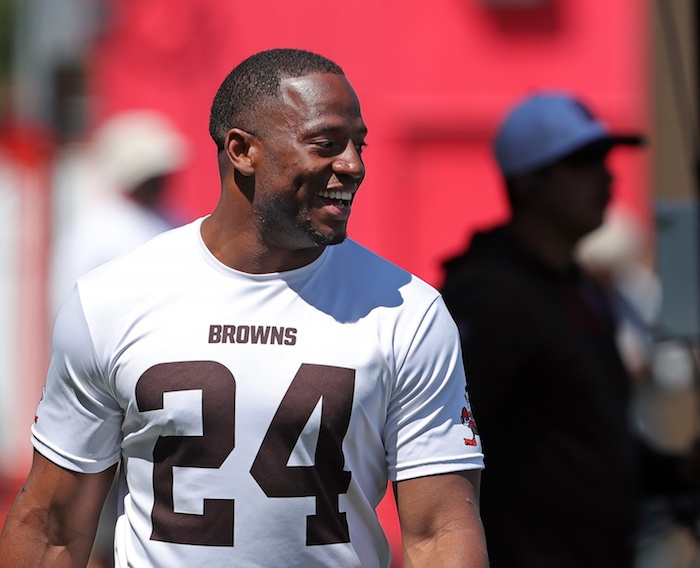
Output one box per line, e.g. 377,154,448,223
536,146,613,242
250,73,367,251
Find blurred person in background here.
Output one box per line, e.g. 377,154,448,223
441,92,700,568
50,109,189,313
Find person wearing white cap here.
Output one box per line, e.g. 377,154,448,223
50,109,190,314
441,92,698,567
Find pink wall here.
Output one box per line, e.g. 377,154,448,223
89,0,651,287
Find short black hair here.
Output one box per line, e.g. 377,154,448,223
209,48,345,151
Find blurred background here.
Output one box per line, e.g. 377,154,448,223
0,0,698,566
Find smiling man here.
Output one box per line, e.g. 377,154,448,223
0,49,486,568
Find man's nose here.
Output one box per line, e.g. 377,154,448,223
332,142,365,180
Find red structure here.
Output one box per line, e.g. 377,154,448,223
89,0,651,288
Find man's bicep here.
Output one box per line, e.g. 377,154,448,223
21,450,116,516
395,470,487,567
395,469,481,532
0,450,117,566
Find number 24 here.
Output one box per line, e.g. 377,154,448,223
135,361,356,547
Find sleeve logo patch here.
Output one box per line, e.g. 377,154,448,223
461,387,479,447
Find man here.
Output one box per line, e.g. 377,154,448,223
441,92,695,567
0,49,486,567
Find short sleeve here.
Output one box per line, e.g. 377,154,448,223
32,286,123,473
385,296,484,481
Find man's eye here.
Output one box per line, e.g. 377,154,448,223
313,139,366,155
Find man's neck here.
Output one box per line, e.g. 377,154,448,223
506,215,578,272
200,213,326,274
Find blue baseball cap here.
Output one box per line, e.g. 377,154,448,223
494,92,644,178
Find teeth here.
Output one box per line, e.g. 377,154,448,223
318,190,353,201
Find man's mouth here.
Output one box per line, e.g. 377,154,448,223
317,189,354,207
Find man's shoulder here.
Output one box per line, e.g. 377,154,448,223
308,240,443,325
442,249,523,292
440,231,541,315
333,239,439,299
75,220,200,299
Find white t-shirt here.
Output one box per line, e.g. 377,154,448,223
33,218,483,568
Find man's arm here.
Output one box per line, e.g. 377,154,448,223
395,470,488,568
0,450,117,568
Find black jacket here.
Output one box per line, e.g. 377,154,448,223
442,226,639,568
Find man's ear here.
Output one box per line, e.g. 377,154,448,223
225,128,257,176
